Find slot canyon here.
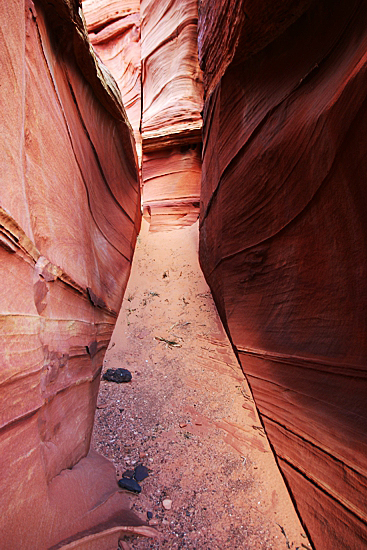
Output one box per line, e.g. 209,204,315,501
0,0,366,548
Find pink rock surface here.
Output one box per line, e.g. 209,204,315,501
199,0,367,548
0,1,144,547
139,0,203,230
84,0,142,160
140,0,203,151
142,144,201,231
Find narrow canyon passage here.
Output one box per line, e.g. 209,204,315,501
93,219,309,549
1,1,365,547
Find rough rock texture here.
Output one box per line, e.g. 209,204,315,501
198,0,367,548
140,0,203,230
198,0,313,98
0,1,145,548
84,0,142,161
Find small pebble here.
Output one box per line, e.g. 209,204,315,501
134,464,149,481
103,368,132,383
147,511,153,520
118,478,141,493
122,470,135,479
162,499,172,510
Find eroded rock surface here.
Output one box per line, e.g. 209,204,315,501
198,0,367,548
0,1,144,548
140,0,202,150
84,0,203,231
84,0,142,161
140,0,203,230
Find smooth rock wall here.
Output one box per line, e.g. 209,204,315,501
198,0,367,548
140,0,203,150
0,1,143,547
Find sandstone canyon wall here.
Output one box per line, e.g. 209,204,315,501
85,0,203,231
0,1,144,548
198,0,367,548
84,0,142,161
140,0,203,230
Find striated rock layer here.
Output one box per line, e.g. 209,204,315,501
140,0,203,150
84,0,142,161
0,1,146,548
198,0,367,548
140,0,203,230
142,144,201,231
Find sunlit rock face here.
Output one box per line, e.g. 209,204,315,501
0,1,142,547
140,0,203,230
198,0,367,548
84,0,142,161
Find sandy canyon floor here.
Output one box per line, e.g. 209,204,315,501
92,219,311,550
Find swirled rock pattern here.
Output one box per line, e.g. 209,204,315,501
140,0,203,230
198,0,367,548
140,0,203,150
0,1,143,548
84,0,142,161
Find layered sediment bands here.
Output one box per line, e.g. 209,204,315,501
142,144,201,231
141,0,203,149
0,1,143,547
140,0,203,230
84,0,142,160
198,0,367,548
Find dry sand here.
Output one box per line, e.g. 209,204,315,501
92,219,310,550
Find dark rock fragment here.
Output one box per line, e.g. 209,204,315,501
134,464,149,481
122,470,135,479
118,478,141,493
147,511,153,520
102,368,132,383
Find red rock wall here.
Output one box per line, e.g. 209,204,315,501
198,0,367,548
0,1,144,547
140,0,203,230
84,0,142,161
